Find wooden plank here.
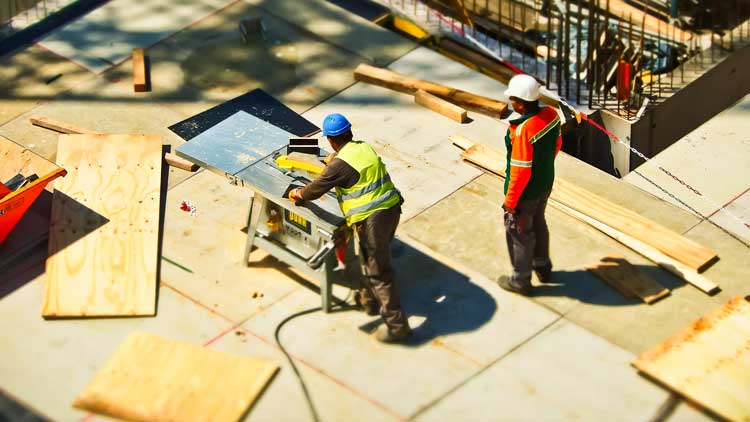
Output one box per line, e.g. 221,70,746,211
414,89,468,123
164,152,198,172
587,256,670,304
633,296,750,422
449,135,720,290
354,63,508,118
132,48,147,92
43,134,163,317
552,178,718,273
554,201,719,294
29,115,99,135
74,331,278,422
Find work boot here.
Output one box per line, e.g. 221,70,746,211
374,325,412,344
534,265,553,283
496,275,532,296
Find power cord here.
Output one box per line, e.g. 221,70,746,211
274,281,356,422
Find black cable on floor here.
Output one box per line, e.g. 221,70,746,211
274,306,323,422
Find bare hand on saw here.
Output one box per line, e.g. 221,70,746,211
288,187,304,204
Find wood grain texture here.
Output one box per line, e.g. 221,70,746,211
552,178,718,273
449,135,719,276
354,64,507,118
633,296,750,422
0,135,59,182
164,152,198,172
74,331,278,422
29,115,99,135
132,48,147,92
414,89,468,123
554,202,718,294
43,134,163,317
587,256,670,304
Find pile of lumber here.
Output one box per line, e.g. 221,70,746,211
451,135,719,295
354,63,507,121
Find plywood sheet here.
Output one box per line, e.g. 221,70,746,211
633,296,750,422
587,256,669,304
43,134,163,317
74,331,278,422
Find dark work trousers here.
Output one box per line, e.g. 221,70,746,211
504,192,552,287
355,205,410,334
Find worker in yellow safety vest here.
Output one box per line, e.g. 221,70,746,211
288,113,412,343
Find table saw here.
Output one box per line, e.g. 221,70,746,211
175,110,354,312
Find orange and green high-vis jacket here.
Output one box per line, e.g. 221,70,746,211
503,106,562,209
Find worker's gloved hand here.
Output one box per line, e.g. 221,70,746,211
288,187,304,204
502,204,516,215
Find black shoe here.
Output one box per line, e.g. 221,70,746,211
496,275,532,296
534,266,553,283
374,325,412,343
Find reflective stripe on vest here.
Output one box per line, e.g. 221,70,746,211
337,174,392,202
334,141,400,226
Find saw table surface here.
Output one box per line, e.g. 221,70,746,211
175,110,344,228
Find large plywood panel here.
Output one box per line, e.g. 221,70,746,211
74,331,278,422
634,296,750,422
43,134,163,317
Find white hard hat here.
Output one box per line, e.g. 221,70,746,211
504,74,540,102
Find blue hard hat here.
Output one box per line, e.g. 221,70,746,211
322,113,352,136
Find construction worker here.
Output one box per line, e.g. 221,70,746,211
496,74,562,296
288,113,412,343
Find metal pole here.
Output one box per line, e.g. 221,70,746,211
557,11,564,94
576,0,583,103
565,0,571,99
546,1,552,87
588,0,595,108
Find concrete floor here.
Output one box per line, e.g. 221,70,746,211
0,0,744,421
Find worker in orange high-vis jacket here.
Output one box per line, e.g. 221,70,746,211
496,74,562,296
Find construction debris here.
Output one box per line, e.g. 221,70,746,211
29,115,99,135
354,63,508,118
633,296,750,422
74,331,278,422
132,48,147,92
587,256,669,304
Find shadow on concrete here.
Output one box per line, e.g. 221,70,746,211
374,239,497,346
0,386,50,422
532,264,688,306
45,190,109,258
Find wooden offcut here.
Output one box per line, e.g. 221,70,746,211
633,296,750,422
29,115,99,135
132,48,147,92
414,90,468,123
354,63,508,118
164,152,199,172
587,256,670,304
449,135,720,289
74,331,278,422
43,134,163,317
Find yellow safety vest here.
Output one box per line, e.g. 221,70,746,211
335,141,400,226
